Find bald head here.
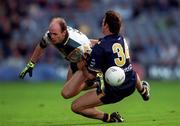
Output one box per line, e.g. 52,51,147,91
49,17,67,32
48,17,67,44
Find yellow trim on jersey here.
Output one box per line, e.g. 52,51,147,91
97,92,105,99
107,114,111,122
88,67,101,73
96,72,105,95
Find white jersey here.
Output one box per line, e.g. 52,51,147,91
42,26,91,62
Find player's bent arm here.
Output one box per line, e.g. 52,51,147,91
82,67,96,80
30,44,45,63
90,39,99,47
29,30,51,62
82,67,104,90
19,40,47,79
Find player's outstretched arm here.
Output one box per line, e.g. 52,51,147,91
90,39,99,47
19,61,35,79
30,44,45,64
19,44,45,79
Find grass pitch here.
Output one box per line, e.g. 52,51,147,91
0,80,180,126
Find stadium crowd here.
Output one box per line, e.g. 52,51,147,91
0,0,180,80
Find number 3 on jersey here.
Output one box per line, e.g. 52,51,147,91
112,42,130,66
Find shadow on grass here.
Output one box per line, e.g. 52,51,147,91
43,122,108,126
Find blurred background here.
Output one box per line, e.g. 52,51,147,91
0,0,179,81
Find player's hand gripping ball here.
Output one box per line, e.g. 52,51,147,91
105,66,125,86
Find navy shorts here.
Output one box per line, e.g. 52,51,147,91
97,70,137,104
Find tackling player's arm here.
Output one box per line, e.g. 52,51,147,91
83,67,96,80
30,44,45,63
90,39,99,47
83,42,105,86
19,37,49,79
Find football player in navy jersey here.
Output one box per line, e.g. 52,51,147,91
19,17,98,99
71,10,150,123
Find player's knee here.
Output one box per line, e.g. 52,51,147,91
61,90,72,99
71,102,81,114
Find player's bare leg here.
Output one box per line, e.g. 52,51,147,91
66,66,73,81
136,73,150,101
61,65,97,99
61,70,87,99
71,90,124,122
71,90,104,120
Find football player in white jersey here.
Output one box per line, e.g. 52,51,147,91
19,17,98,98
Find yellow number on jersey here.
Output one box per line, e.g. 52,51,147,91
112,42,129,67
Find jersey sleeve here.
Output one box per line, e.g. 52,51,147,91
124,38,130,59
77,43,92,55
39,31,51,48
87,44,104,73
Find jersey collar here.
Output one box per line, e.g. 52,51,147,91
61,31,69,45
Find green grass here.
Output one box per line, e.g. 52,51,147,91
0,80,180,126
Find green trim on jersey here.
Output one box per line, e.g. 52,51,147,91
54,38,81,56
54,38,81,62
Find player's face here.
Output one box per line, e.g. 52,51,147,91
102,17,108,35
102,18,105,34
49,24,66,44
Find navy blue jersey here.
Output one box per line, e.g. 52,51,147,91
88,34,132,74
88,34,136,104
